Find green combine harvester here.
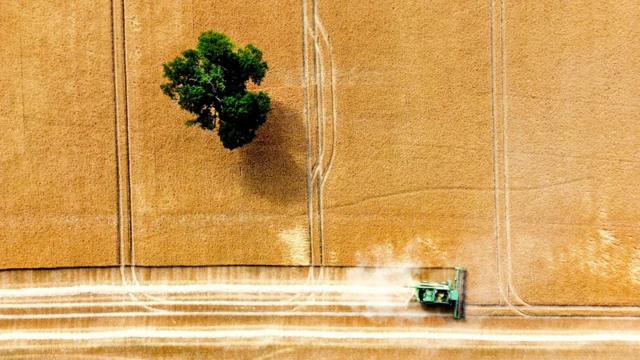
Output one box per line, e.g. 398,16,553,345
406,267,465,319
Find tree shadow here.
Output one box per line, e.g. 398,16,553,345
239,101,306,205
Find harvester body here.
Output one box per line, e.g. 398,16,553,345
407,267,465,319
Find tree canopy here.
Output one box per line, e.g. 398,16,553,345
161,31,271,150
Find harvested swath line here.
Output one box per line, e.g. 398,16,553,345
2,329,640,342
0,284,409,298
0,310,446,320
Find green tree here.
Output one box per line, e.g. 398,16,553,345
161,31,271,150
